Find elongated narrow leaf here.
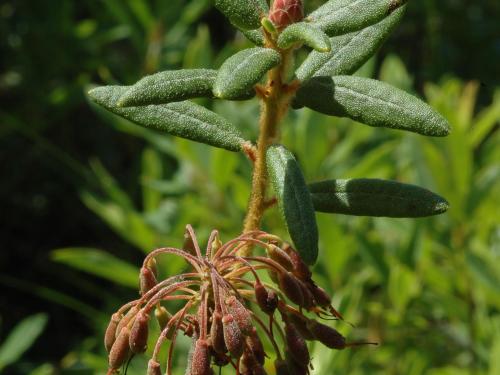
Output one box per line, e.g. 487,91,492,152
307,0,407,36
0,314,48,371
267,145,319,265
213,48,281,100
117,69,217,107
88,85,246,151
310,179,449,218
241,28,265,46
52,248,139,288
215,0,268,30
296,6,405,81
294,76,451,136
277,22,331,52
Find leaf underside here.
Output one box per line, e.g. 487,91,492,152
277,22,331,52
214,0,268,31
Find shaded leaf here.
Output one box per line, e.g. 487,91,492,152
0,313,48,371
88,85,246,152
52,248,139,288
213,47,281,100
267,145,319,265
241,28,265,46
296,7,405,81
307,0,407,36
214,0,268,30
294,76,451,136
117,69,217,107
277,22,331,52
309,178,449,217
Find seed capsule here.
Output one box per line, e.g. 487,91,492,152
278,271,304,307
274,359,290,375
283,244,312,281
108,327,130,370
104,313,121,353
190,339,211,375
140,266,157,295
147,359,161,375
288,314,315,341
155,305,171,331
245,327,266,365
222,314,244,358
307,320,346,349
267,244,293,271
115,306,138,338
129,311,149,353
285,323,310,368
225,295,252,334
210,311,227,354
298,281,315,309
255,281,278,314
309,284,331,307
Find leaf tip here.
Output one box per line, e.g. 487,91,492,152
433,200,450,215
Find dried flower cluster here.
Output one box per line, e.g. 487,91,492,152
104,225,368,375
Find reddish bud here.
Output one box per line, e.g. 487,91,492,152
190,339,211,375
222,314,244,358
309,284,331,307
285,323,310,368
269,0,304,30
210,311,227,354
104,313,121,353
116,306,138,338
140,266,157,295
283,244,312,281
288,314,315,341
307,320,346,349
245,327,266,365
225,295,252,334
267,244,293,271
147,359,162,375
298,281,315,310
108,327,130,370
129,311,149,353
155,305,171,331
278,271,304,306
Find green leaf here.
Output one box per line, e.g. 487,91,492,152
0,313,48,371
307,0,407,36
309,178,449,218
88,85,246,152
267,145,319,265
52,248,139,288
213,47,281,100
241,28,265,46
214,0,268,31
296,7,405,81
117,69,217,107
294,76,451,137
277,22,331,52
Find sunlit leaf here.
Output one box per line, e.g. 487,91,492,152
277,22,331,52
214,0,268,30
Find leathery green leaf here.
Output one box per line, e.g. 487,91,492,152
88,85,246,152
117,69,217,107
241,28,265,46
267,145,319,265
213,47,281,100
294,76,451,137
215,0,268,31
296,6,405,81
309,179,449,218
307,0,407,36
277,22,331,52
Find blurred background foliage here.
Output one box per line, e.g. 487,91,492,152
1,0,499,374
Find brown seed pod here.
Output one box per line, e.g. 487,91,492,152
245,327,266,365
108,327,130,370
147,359,162,375
222,314,244,358
190,339,211,375
298,280,315,310
274,359,290,375
308,284,331,307
278,271,304,307
267,244,294,271
155,305,171,331
210,311,227,354
307,320,346,349
288,314,315,341
283,244,312,281
104,313,121,353
255,281,278,314
225,295,252,334
129,311,149,353
140,266,158,295
285,323,310,368
146,257,158,277
115,306,138,338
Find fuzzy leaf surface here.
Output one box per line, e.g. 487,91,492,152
88,85,246,151
296,6,405,81
294,76,451,137
242,28,265,46
214,0,268,30
307,0,407,36
277,22,331,52
310,179,449,217
267,145,319,265
117,69,217,107
213,47,281,100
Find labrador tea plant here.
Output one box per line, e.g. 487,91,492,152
88,0,450,374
